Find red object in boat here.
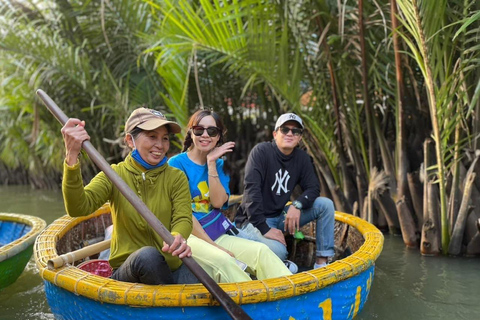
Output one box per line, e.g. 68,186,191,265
77,259,112,278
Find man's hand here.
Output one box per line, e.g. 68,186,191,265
264,228,286,246
162,234,192,258
284,206,301,235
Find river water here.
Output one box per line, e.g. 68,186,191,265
0,185,478,320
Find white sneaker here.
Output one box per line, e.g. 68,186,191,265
284,260,298,274
313,262,327,269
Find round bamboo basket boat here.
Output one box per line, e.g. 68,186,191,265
34,204,383,319
1,213,46,289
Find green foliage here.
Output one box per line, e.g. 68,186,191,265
395,0,480,251
1,0,480,255
0,0,167,184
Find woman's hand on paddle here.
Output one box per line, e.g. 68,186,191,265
206,141,235,163
61,118,90,166
162,234,192,258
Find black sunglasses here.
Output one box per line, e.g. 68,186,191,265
278,126,303,136
192,126,221,137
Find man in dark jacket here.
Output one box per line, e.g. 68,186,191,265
235,113,335,272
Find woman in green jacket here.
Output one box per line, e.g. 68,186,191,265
61,107,197,285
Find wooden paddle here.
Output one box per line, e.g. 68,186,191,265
36,89,251,320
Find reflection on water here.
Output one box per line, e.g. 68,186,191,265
357,233,479,320
0,185,479,320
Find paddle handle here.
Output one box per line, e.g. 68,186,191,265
48,239,111,269
36,89,251,320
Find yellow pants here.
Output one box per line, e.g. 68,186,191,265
188,234,292,283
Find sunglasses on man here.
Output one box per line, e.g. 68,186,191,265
278,126,303,136
191,125,221,137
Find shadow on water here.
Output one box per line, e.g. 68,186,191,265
1,185,478,319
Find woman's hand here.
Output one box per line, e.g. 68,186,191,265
61,118,90,166
162,234,192,258
206,141,235,163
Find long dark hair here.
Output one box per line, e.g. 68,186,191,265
182,110,226,152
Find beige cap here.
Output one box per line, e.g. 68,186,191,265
125,108,181,134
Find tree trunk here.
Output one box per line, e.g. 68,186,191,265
407,171,423,229
457,158,480,243
421,181,441,255
449,159,467,232
396,198,417,247
314,16,357,210
449,163,477,255
356,174,367,215
467,217,480,256
466,232,480,256
391,0,410,208
332,185,353,214
358,0,377,184
374,190,401,235
361,195,369,221
352,201,359,217
311,155,352,214
318,168,334,201
376,209,388,232
421,138,440,254
304,133,352,214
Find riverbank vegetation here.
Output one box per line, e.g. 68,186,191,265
1,0,479,256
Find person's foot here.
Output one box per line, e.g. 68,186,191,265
284,260,298,274
314,256,329,269
313,262,327,269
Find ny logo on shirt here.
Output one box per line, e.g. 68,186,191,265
271,169,290,195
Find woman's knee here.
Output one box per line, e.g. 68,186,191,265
195,248,233,265
133,246,166,271
115,246,172,285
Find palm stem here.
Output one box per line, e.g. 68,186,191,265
411,0,449,253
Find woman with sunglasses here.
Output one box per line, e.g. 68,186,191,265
168,110,291,283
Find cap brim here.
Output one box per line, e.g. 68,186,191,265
137,119,182,134
275,119,304,130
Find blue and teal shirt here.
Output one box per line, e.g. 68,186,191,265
168,152,230,221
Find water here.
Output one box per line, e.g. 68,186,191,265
356,234,479,320
0,185,63,320
0,185,479,320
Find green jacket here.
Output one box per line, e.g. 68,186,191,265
62,154,192,271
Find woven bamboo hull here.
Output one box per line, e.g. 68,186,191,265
35,205,383,319
0,213,47,290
